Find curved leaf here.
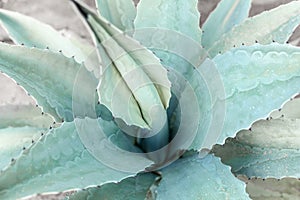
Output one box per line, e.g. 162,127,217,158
72,0,171,133
156,153,250,199
134,0,201,43
202,0,251,49
0,119,142,200
212,43,300,146
213,118,300,178
96,0,136,33
0,43,98,122
67,173,157,200
209,1,300,57
0,9,89,63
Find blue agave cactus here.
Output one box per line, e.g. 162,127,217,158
0,0,300,199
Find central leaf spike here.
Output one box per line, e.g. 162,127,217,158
71,0,172,151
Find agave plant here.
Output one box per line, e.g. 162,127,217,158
0,0,300,199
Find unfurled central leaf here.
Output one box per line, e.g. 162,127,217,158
72,0,171,132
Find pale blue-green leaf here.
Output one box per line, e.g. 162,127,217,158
134,0,207,150
212,118,300,179
134,5,210,152
156,153,249,199
0,104,54,129
244,177,300,200
0,43,98,122
202,0,251,49
188,59,226,151
96,0,136,33
0,126,45,170
72,1,171,133
0,9,89,63
134,0,201,43
0,120,139,200
74,117,153,173
209,1,300,57
133,0,210,151
67,173,157,200
212,43,300,145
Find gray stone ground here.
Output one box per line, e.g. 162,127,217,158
0,0,299,199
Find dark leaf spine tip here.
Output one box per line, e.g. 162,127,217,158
242,43,245,46
11,158,14,162
41,112,44,115
35,104,38,107
21,43,24,45
22,147,26,150
49,126,52,129
32,140,35,143
255,40,258,43
59,50,62,53
41,133,44,136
